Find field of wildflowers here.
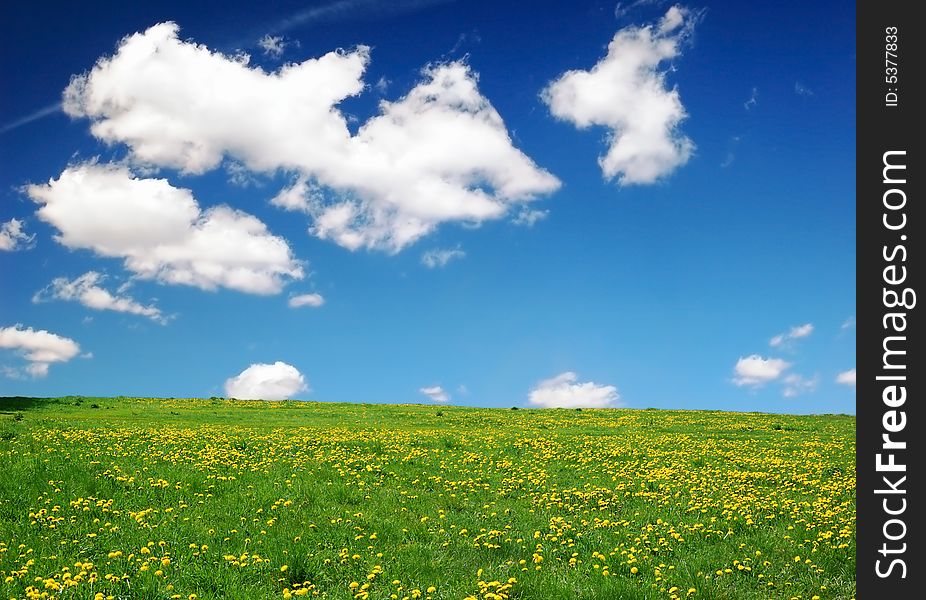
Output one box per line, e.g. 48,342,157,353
0,398,854,599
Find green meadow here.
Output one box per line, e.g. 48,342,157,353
0,397,855,599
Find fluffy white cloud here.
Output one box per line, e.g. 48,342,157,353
732,355,791,387
528,371,621,408
34,271,166,324
0,324,82,378
63,22,368,174
27,162,303,295
836,368,856,386
63,22,559,252
769,323,814,347
421,247,465,268
782,373,819,398
0,218,35,251
224,361,308,400
419,385,450,403
288,293,325,308
543,6,696,184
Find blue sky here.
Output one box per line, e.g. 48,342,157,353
0,0,856,413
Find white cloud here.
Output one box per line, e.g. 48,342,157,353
34,271,167,324
836,368,856,386
528,371,621,408
421,247,465,268
224,361,308,400
63,23,368,174
63,22,559,252
258,35,287,57
512,207,549,227
732,355,791,387
841,316,855,330
0,324,82,378
769,323,814,347
419,385,450,403
283,61,561,251
288,293,325,308
0,218,36,251
791,323,814,337
782,373,819,398
27,162,303,295
269,177,320,214
542,5,697,184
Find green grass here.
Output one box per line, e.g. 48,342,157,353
0,397,855,599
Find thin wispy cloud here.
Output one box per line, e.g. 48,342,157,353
512,208,549,227
447,30,481,56
230,0,453,54
33,271,169,324
614,0,667,20
268,0,453,35
225,161,262,187
769,323,813,348
257,34,289,57
794,81,814,97
782,373,819,398
743,87,758,110
374,76,390,94
0,102,62,135
0,219,36,251
720,135,741,168
288,293,325,308
421,247,465,268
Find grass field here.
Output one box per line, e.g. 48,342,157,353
0,397,855,600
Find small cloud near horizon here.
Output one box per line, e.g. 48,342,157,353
528,371,621,408
420,385,450,403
